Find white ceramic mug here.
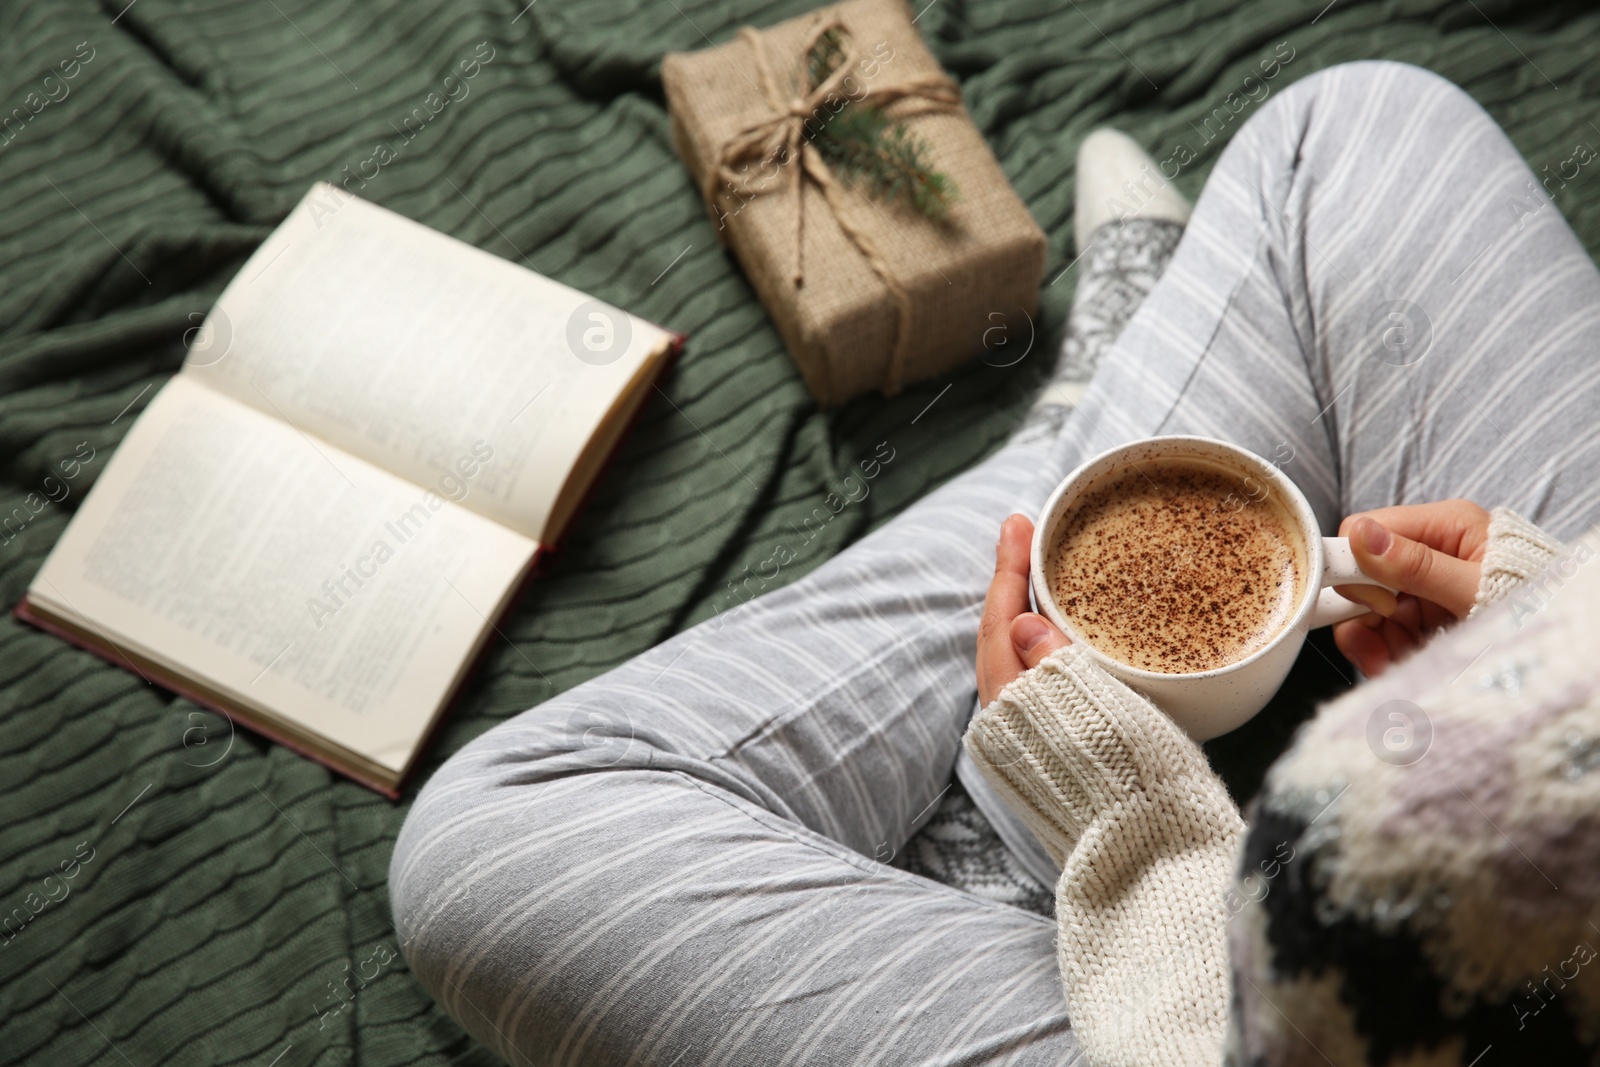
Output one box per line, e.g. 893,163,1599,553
1030,435,1394,741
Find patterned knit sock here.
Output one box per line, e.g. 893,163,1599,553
921,135,1190,911
895,778,1055,916
1014,130,1189,444
1013,218,1187,442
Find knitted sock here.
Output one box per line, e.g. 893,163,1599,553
933,134,1188,909
915,134,1189,910
914,218,1187,910
1013,130,1189,444
894,778,1055,916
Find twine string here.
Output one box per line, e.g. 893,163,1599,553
704,16,960,393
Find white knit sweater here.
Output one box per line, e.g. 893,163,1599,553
961,508,1569,1066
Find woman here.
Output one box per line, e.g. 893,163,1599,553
390,61,1600,1065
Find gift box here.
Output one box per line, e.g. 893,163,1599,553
662,0,1047,406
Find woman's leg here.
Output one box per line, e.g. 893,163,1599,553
390,431,1095,1067
975,59,1600,887
1070,60,1600,539
390,61,1600,1066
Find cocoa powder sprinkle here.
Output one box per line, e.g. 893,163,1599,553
1046,461,1306,674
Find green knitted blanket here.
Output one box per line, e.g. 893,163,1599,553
2,0,1596,1063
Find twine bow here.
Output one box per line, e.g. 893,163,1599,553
704,17,961,394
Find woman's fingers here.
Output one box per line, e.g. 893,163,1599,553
1332,500,1490,667
1332,590,1452,679
977,515,1073,705
1347,516,1481,618
1334,616,1391,677
1377,614,1423,668
980,515,1033,634
1010,613,1070,671
977,515,1035,706
1336,499,1491,559
1336,584,1399,617
1388,593,1427,642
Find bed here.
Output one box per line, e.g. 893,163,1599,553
3,0,1597,1062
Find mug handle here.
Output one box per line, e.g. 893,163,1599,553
1310,536,1398,628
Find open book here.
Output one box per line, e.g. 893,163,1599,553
17,183,680,797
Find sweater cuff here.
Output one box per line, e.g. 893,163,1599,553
1470,507,1566,615
962,644,1221,866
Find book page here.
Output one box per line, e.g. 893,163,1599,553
28,376,536,773
183,183,672,543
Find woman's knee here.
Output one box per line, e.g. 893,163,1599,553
1296,58,1462,99
1215,59,1512,229
387,699,750,978
388,741,509,986
1264,60,1494,150
387,726,656,1059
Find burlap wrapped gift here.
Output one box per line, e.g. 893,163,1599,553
662,0,1047,406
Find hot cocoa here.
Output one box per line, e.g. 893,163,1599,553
1046,459,1307,674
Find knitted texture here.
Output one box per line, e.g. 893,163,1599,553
1228,517,1600,1064
964,644,1244,1067
965,511,1587,1067
8,1,1600,1062
894,779,1055,916
1471,505,1570,614
1053,219,1187,394
1015,218,1184,444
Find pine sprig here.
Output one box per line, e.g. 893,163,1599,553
806,27,849,90
804,29,957,221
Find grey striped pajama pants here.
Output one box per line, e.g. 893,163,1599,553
389,62,1600,1066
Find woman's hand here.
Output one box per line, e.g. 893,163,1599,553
1332,499,1491,678
977,514,1071,706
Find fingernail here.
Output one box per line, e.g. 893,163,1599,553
1357,517,1392,556
1012,613,1051,655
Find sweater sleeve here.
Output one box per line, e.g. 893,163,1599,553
1469,505,1566,614
960,508,1566,1067
1226,512,1595,1061
963,645,1244,1067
